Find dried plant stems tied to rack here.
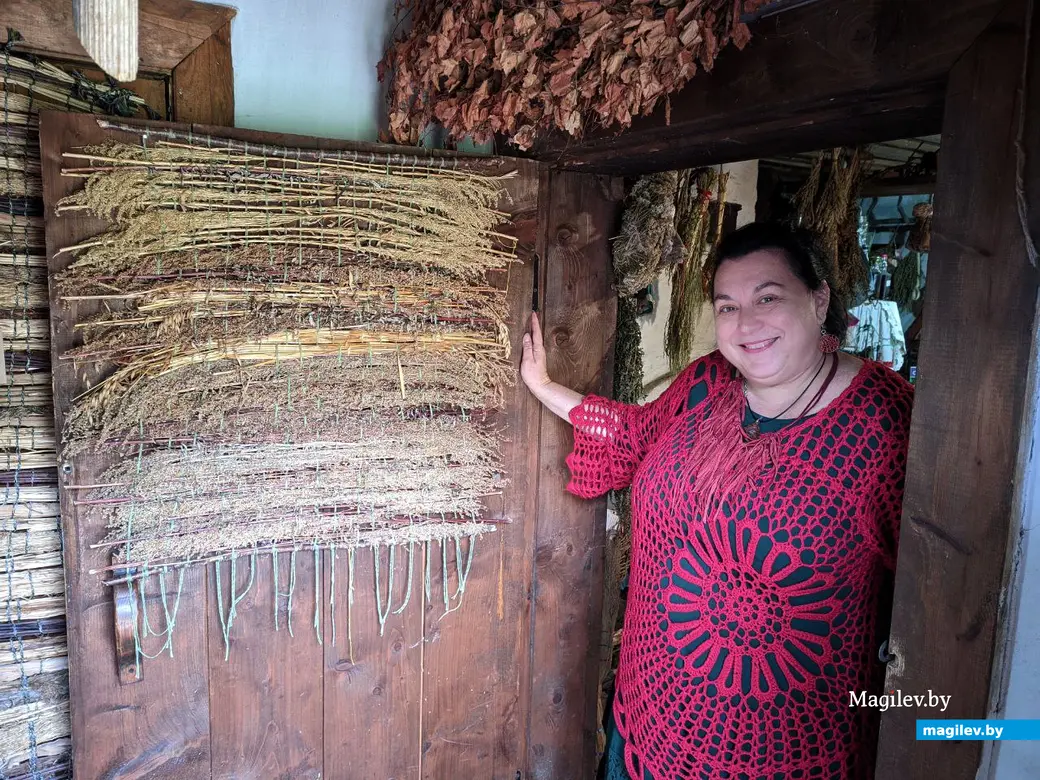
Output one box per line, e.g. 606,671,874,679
55,124,518,663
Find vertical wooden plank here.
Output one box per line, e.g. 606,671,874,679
323,545,423,780
171,21,233,126
528,170,621,779
418,162,542,780
875,2,1040,778
39,109,212,779
208,549,324,779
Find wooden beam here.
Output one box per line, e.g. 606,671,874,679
874,1,1040,778
2,0,235,73
740,0,828,22
859,178,936,198
533,0,1005,174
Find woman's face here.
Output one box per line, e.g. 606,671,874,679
712,249,830,385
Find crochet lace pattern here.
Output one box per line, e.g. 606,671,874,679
568,351,913,780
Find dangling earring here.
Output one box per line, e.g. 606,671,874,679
819,326,840,354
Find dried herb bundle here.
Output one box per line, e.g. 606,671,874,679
794,147,870,301
666,168,724,375
613,171,685,297
380,0,772,149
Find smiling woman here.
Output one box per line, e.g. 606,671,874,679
521,222,914,780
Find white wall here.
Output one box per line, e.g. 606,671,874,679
991,308,1040,779
229,0,395,141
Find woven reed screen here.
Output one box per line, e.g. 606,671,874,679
1,32,158,780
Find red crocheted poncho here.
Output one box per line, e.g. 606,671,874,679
567,350,913,780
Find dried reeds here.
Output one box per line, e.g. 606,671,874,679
56,129,515,620
1,32,157,772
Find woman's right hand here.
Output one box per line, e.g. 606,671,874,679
520,311,584,422
521,311,552,392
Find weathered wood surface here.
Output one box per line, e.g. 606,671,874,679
2,0,235,73
208,549,325,780
874,1,1040,777
41,112,620,780
418,164,541,780
528,171,621,779
534,0,1006,174
324,545,424,780
171,21,233,125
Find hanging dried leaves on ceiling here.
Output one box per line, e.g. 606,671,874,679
379,0,771,149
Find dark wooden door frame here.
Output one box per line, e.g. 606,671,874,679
534,0,1007,174
531,1,1040,778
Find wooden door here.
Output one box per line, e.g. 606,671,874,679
38,112,620,779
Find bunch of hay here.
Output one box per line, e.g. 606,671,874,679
56,131,516,620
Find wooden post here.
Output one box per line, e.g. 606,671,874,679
528,170,622,778
875,1,1040,777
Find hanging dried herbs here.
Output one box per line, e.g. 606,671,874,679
908,202,933,252
889,251,922,309
379,0,772,149
794,147,870,302
612,171,685,297
666,168,723,376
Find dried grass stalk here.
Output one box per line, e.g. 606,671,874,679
0,452,55,470
0,700,70,773
88,416,503,564
0,567,66,603
0,253,47,269
0,636,68,685
0,529,61,560
0,596,66,622
0,319,49,351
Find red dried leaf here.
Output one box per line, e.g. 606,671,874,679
497,47,527,76
513,10,537,36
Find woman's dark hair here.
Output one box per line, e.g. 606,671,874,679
709,222,849,345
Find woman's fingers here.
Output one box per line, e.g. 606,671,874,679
530,310,542,343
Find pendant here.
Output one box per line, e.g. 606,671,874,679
742,419,760,440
